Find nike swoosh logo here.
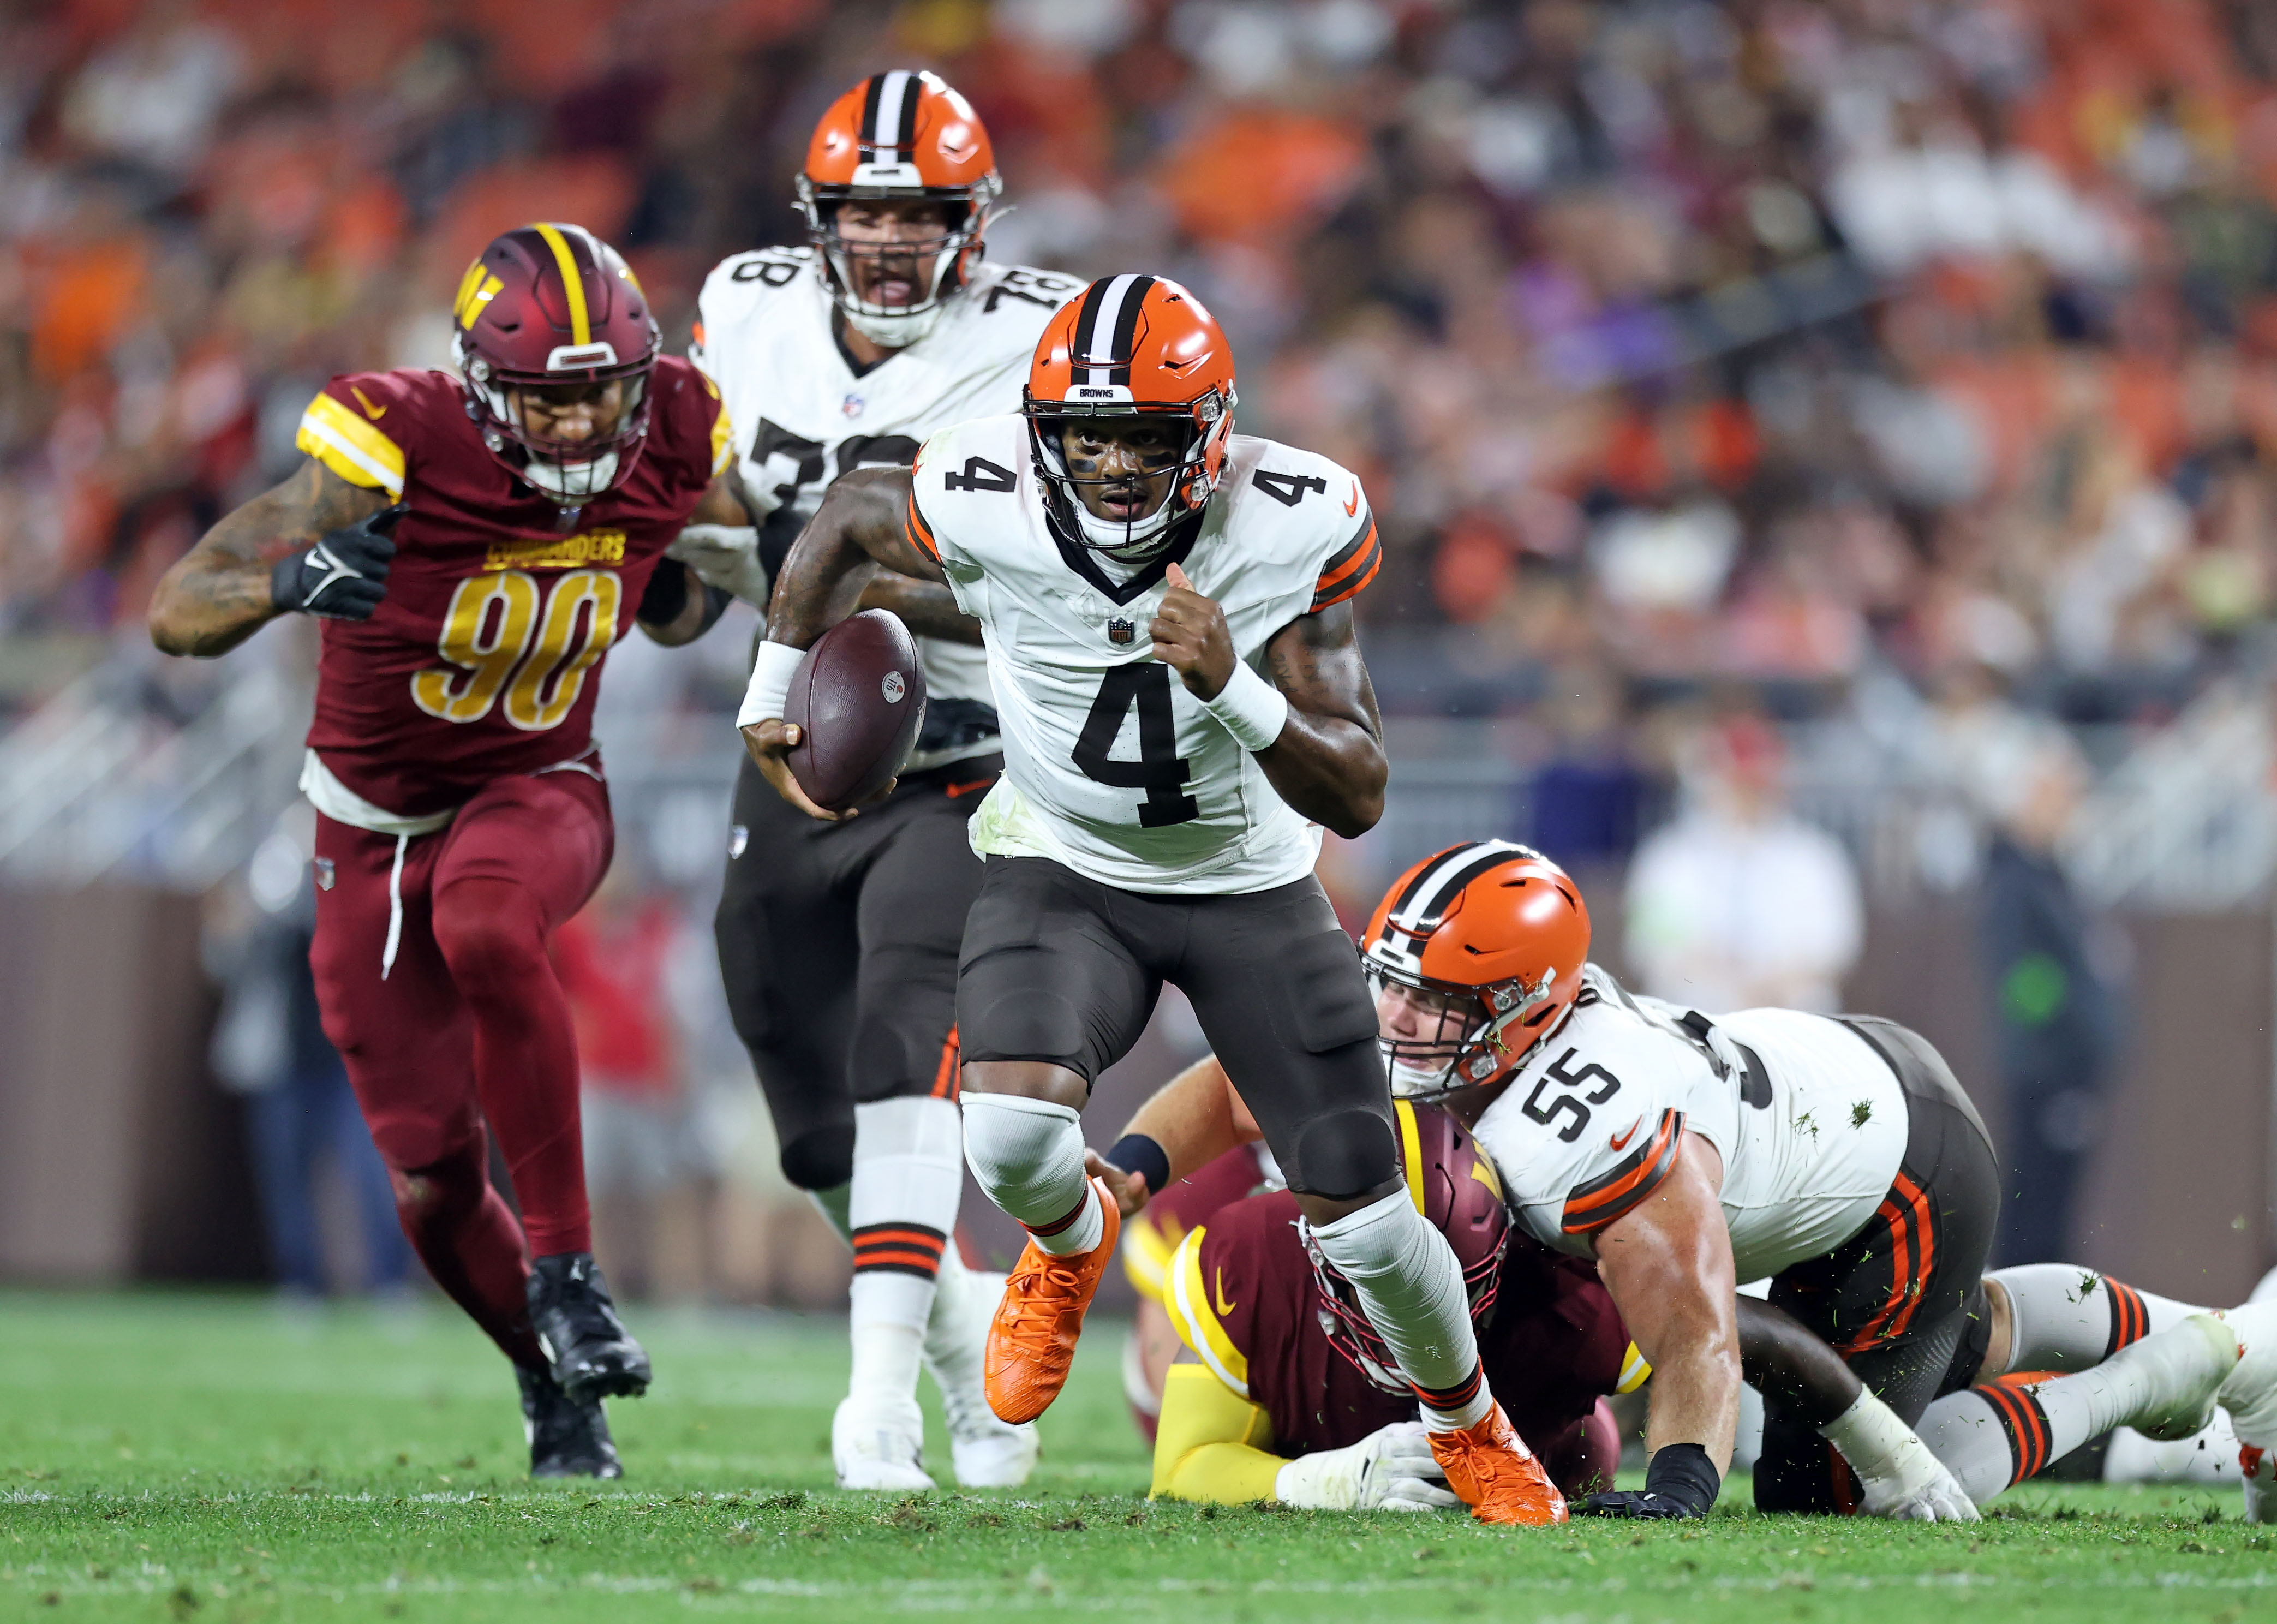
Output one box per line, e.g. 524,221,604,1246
1212,1267,1237,1317
350,386,386,420
1609,1117,1644,1153
944,778,994,798
1343,481,1359,517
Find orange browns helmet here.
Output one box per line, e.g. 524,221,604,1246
1023,273,1236,559
1361,840,1592,1100
794,69,1002,347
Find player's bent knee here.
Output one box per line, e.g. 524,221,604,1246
1288,1108,1399,1201
961,1060,1089,1109
431,881,546,992
387,1138,492,1226
779,1123,857,1191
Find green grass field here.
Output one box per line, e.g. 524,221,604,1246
1,1291,2269,1622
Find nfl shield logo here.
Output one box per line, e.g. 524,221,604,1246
313,858,335,892
1108,618,1135,646
728,824,749,859
842,392,865,419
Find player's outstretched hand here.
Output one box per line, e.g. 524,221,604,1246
1275,1421,1458,1512
1083,1149,1151,1217
1152,562,1236,700
739,719,859,823
271,503,407,620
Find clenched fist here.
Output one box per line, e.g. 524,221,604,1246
1150,562,1235,698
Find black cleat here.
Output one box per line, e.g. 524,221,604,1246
517,1363,621,1479
527,1252,652,1403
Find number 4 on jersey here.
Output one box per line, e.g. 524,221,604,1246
1072,664,1199,827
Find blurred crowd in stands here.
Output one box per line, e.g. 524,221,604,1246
5,0,2277,731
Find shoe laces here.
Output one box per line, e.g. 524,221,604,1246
996,1256,1087,1358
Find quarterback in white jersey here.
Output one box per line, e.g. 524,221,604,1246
1356,838,2004,1519
738,273,1569,1527
681,70,1079,1499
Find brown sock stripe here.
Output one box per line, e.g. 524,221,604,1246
2104,1279,2148,1358
1979,1380,2053,1486
1410,1364,1484,1412
1023,1191,1095,1240
852,1223,947,1278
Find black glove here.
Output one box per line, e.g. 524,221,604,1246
271,503,407,620
1574,1441,1720,1520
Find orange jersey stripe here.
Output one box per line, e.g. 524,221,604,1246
1311,525,1381,611
1562,1111,1684,1234
906,491,940,560
1313,546,1382,611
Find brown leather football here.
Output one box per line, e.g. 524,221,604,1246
784,609,928,811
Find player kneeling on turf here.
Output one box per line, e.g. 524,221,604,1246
1145,1102,1635,1511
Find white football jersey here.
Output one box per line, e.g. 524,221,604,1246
691,246,1082,763
907,414,1383,894
1472,966,1909,1284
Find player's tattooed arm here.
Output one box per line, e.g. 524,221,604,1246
1255,601,1388,838
149,458,393,658
855,573,982,644
764,465,945,649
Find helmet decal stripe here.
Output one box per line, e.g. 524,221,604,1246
531,222,591,347
858,73,887,153
894,71,923,148
864,69,914,156
1385,843,1525,937
1394,1099,1426,1214
1070,273,1155,387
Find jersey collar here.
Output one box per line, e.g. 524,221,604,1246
1045,507,1205,606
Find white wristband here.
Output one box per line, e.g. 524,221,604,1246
1199,660,1288,753
737,640,807,729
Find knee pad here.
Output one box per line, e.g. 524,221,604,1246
779,1123,856,1192
1290,1108,1397,1200
431,883,544,990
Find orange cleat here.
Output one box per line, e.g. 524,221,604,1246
983,1179,1120,1425
1431,1403,1569,1526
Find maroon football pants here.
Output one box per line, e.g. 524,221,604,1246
310,767,611,1366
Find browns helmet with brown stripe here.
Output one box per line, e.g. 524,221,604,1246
1362,840,1592,1101
1302,1098,1510,1393
452,222,661,504
796,69,1002,347
1024,273,1236,560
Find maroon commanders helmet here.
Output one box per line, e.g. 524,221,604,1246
451,222,662,504
1304,1098,1511,1393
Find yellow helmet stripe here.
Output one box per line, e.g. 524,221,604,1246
531,222,591,346
1394,1097,1426,1214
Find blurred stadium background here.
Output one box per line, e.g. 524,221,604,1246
0,0,2273,1322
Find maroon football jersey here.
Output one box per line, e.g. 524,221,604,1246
1177,1189,1633,1462
295,357,729,815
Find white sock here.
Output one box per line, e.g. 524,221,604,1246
1989,1264,2203,1374
1308,1192,1490,1430
961,1092,1102,1256
1923,1315,2240,1503
846,1097,965,1410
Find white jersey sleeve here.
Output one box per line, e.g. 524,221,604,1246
692,250,1081,761
1472,972,1726,1256
1474,967,1913,1283
909,424,1384,894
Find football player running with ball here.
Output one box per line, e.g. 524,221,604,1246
150,224,743,1478
677,70,1078,1491
740,276,1566,1526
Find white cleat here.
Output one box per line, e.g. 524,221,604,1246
2127,1313,2243,1441
2214,1301,2277,1521
831,1394,936,1491
2215,1302,2277,1445
925,1257,1040,1488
